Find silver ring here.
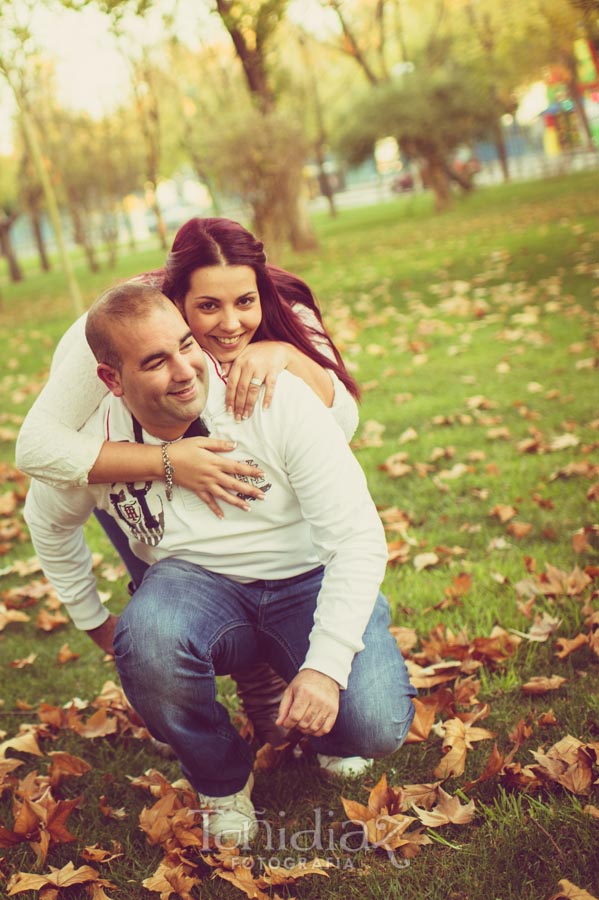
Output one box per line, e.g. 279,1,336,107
249,377,262,387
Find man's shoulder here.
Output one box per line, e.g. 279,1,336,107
81,393,133,442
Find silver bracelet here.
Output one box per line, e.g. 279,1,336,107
161,441,175,501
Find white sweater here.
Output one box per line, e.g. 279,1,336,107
16,306,359,487
24,360,386,689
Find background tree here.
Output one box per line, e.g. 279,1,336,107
212,0,318,251
0,154,24,283
336,64,496,209
0,4,83,315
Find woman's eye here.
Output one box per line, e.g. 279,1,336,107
197,302,216,312
238,296,255,307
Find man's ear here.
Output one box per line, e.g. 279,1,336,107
97,364,124,396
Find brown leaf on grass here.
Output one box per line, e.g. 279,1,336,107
582,804,599,819
0,604,30,632
379,451,412,478
538,710,559,727
129,768,179,799
143,860,201,900
35,609,68,632
536,563,591,598
215,866,271,900
46,752,92,787
507,521,533,539
413,552,440,571
7,862,112,896
98,796,127,821
405,660,462,689
411,787,475,827
521,675,566,695
434,717,496,779
463,743,506,790
510,612,562,643
389,625,418,654
387,540,411,566
77,709,119,739
405,698,436,744
352,419,386,449
548,878,599,900
555,633,589,659
0,491,19,516
81,843,124,863
56,644,80,665
259,857,335,886
444,572,472,601
531,735,596,795
489,504,517,523
573,530,592,554
0,729,43,759
341,774,432,857
10,653,37,669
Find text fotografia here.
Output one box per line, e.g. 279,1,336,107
200,807,412,870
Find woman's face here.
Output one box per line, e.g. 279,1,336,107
182,265,262,364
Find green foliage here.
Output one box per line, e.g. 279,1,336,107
336,64,497,167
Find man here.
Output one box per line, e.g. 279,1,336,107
24,283,416,845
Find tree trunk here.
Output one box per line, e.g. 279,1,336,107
70,205,99,273
287,190,319,251
421,156,452,211
29,209,51,271
492,119,510,181
148,187,168,251
0,217,24,282
3,68,83,317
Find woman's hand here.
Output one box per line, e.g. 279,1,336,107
168,437,266,518
225,341,292,421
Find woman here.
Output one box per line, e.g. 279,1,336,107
16,217,361,748
17,217,359,513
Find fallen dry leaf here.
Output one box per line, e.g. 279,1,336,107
411,787,475,827
555,633,589,659
434,717,496,778
521,675,566,695
7,861,114,896
548,878,599,900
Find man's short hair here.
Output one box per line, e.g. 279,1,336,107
86,282,171,370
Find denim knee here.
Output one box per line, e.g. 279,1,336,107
344,695,416,759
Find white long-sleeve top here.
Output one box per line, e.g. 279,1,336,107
24,359,386,689
16,306,359,487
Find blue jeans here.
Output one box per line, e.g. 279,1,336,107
113,558,416,797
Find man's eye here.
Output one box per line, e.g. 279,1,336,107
182,340,194,352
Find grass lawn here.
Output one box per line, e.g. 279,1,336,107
0,172,598,899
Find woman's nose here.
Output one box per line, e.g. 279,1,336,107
220,307,240,332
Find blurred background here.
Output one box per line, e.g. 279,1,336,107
1,0,598,311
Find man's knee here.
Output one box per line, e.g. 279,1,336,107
344,697,416,759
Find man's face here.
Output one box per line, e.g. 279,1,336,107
100,302,208,440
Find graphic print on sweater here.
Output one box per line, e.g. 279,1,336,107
235,459,272,502
109,481,165,546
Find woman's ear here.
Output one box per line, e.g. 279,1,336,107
97,364,124,396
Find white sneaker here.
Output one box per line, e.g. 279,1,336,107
317,754,373,777
197,773,258,846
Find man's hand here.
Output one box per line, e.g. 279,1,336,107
275,668,340,737
86,614,119,655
